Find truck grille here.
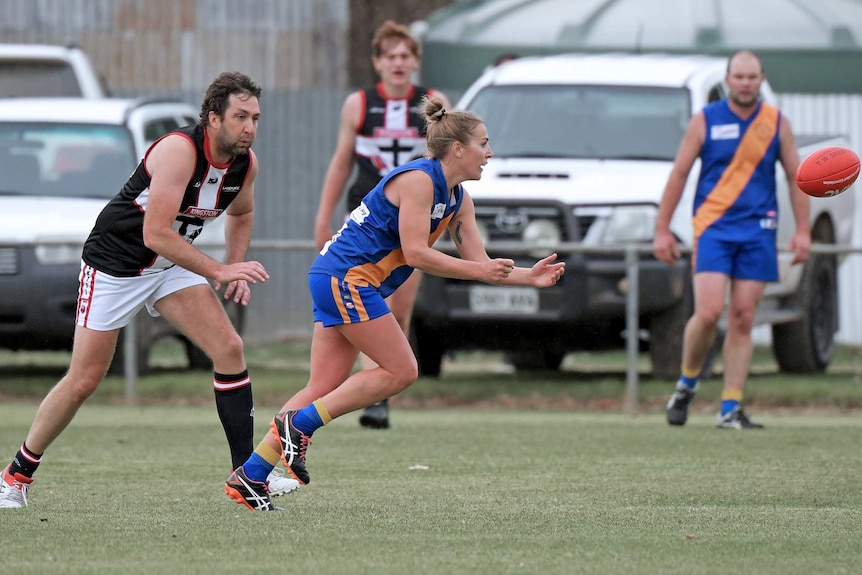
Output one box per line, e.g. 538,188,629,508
474,205,570,242
471,204,602,242
575,215,596,241
0,247,19,275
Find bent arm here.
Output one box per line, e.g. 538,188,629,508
224,151,258,264
449,194,564,287
655,112,704,234
779,116,810,235
653,112,704,265
779,116,811,265
315,92,361,248
394,172,483,279
395,178,562,286
142,135,224,279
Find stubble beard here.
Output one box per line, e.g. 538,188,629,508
220,139,249,158
730,90,760,112
216,127,251,158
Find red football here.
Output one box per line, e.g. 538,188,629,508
795,146,860,198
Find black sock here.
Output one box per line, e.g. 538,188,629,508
9,443,42,479
213,371,254,470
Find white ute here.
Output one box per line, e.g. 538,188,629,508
411,53,854,378
0,43,108,98
0,97,236,374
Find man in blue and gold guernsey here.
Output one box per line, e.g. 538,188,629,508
225,95,566,510
654,50,811,430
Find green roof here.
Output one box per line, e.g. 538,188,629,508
418,0,862,93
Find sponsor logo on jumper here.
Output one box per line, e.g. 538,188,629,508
223,186,241,192
194,181,202,188
760,209,778,230
207,177,218,184
350,202,371,224
373,127,420,138
710,124,739,140
431,203,446,219
183,207,222,218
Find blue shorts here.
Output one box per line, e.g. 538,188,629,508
309,273,391,327
694,233,778,281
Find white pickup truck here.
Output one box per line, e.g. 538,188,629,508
411,53,855,379
0,43,108,98
0,97,237,374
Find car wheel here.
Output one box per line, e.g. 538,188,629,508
410,320,443,378
108,313,152,376
508,350,565,371
648,270,723,381
648,262,693,381
772,253,837,373
185,338,212,370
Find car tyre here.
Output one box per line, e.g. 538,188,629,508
508,350,565,371
771,253,837,373
108,314,152,376
410,319,444,378
649,262,693,381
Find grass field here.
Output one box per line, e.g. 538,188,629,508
1,343,862,574
0,404,859,574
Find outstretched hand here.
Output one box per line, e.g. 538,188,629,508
530,253,566,287
212,261,269,306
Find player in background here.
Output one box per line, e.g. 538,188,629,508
314,20,452,430
653,50,811,429
225,95,565,510
0,72,298,509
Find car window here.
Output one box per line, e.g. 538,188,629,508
707,83,725,104
0,123,135,198
143,118,180,145
0,61,83,97
466,85,690,161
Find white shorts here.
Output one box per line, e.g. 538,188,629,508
76,261,209,331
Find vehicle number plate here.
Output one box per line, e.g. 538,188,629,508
469,286,539,314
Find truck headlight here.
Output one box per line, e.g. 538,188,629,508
523,219,560,257
35,239,84,265
602,205,657,244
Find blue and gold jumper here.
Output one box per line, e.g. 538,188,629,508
309,157,462,326
692,100,782,281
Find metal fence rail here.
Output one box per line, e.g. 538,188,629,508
15,238,841,409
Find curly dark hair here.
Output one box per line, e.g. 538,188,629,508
199,71,262,125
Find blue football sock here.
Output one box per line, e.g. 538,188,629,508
721,399,740,416
291,404,325,436
679,374,699,390
243,452,275,483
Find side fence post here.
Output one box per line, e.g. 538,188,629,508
624,244,640,414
